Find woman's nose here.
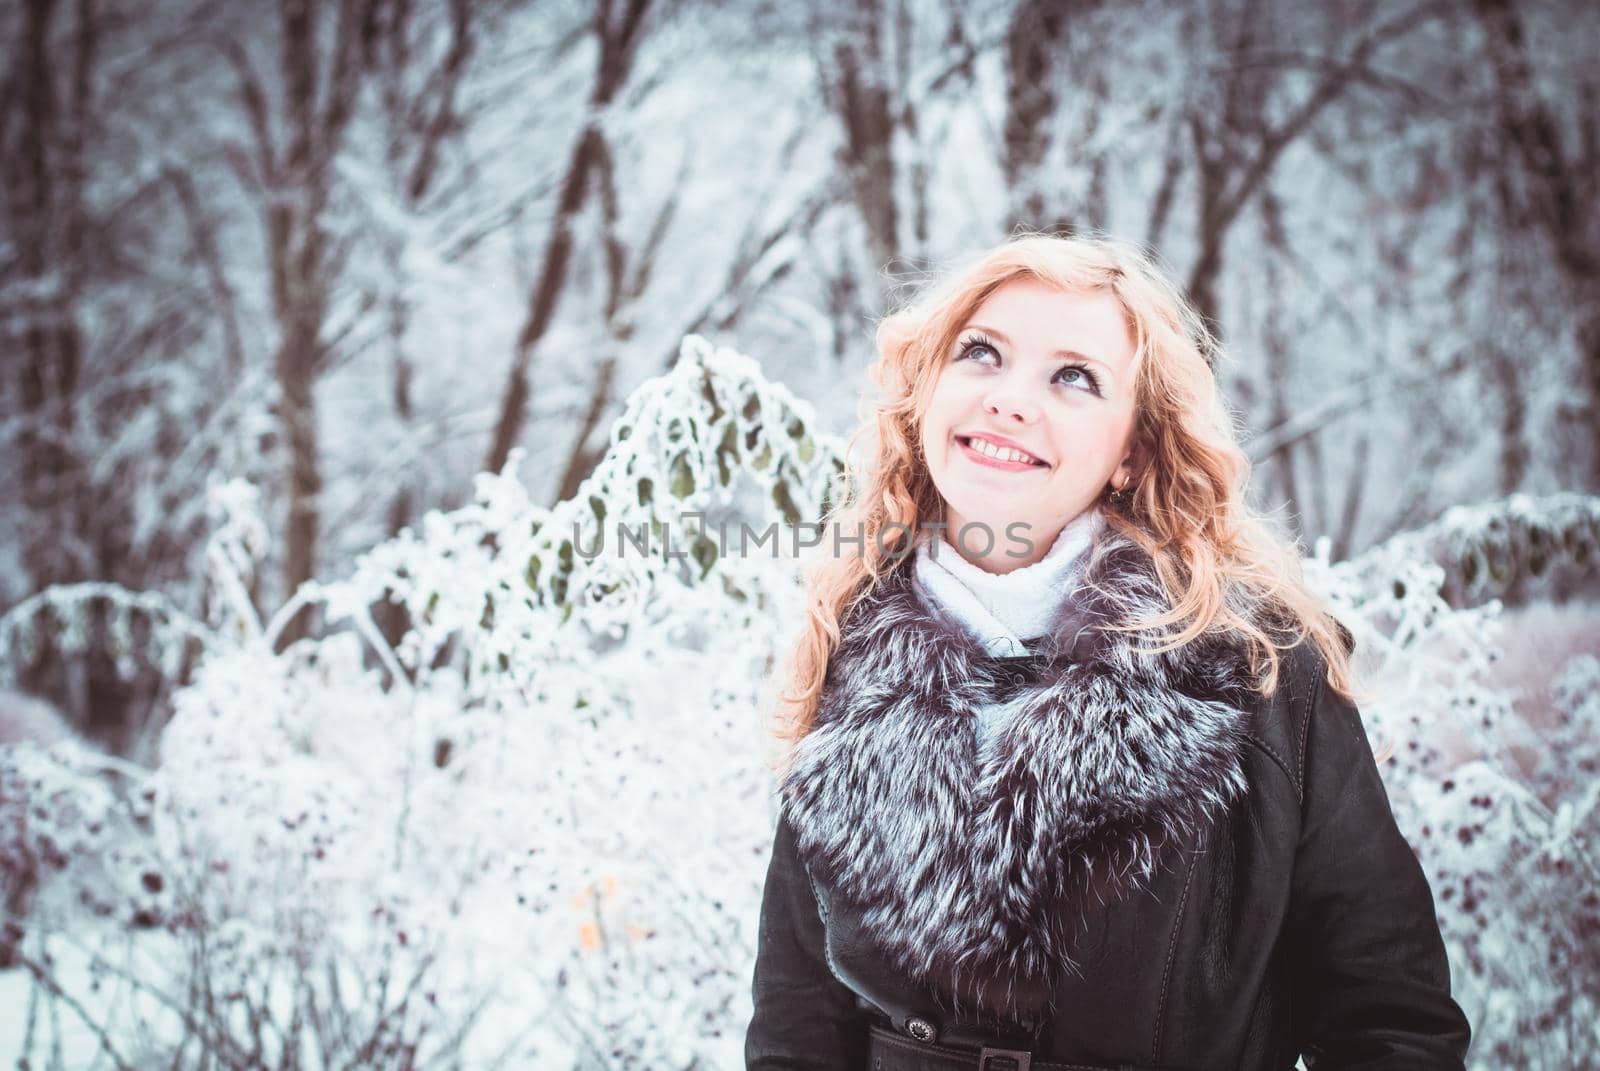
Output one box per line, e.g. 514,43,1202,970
983,382,1042,423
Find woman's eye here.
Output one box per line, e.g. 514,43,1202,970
1055,365,1103,395
956,338,998,364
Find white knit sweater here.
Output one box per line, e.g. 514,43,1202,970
912,509,1104,658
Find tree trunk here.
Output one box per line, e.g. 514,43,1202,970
483,125,601,477
1472,0,1600,490
263,0,373,647
824,0,898,292
555,355,618,504
482,0,651,480
273,317,326,646
1001,0,1068,231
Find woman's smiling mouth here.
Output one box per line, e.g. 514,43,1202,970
955,434,1049,471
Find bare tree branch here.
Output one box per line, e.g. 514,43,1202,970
162,166,246,381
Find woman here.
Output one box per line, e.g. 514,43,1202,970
744,233,1471,1069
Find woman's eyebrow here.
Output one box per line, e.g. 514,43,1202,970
964,322,1116,378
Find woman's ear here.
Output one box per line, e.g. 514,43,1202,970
1114,434,1149,489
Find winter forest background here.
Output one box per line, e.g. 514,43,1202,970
1,0,1598,1067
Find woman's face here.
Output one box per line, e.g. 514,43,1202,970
917,278,1142,571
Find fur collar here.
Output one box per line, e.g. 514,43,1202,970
779,528,1269,1025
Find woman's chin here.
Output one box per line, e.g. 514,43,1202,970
942,508,1022,543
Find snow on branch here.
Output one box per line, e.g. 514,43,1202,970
1335,491,1600,607
325,333,848,697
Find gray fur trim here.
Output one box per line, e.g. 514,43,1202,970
779,530,1265,1023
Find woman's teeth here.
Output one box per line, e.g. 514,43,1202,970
964,437,1041,465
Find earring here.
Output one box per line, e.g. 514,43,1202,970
1108,481,1135,508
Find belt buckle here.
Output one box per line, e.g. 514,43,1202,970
978,1047,1031,1071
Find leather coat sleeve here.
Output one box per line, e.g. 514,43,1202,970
1287,668,1473,1069
745,812,869,1070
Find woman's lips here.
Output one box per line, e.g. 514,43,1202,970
955,435,1048,472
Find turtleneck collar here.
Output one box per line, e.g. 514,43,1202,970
912,509,1105,657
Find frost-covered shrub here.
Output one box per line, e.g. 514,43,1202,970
1309,522,1600,1066
1,336,827,1068
1,742,129,965
0,688,172,982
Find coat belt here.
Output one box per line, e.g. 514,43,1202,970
868,1023,1165,1071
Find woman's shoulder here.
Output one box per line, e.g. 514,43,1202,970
1235,632,1341,801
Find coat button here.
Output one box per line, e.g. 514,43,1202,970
905,1016,936,1043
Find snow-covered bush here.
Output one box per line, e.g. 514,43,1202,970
1,339,1596,1068
1308,505,1600,1064
1,335,837,1068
